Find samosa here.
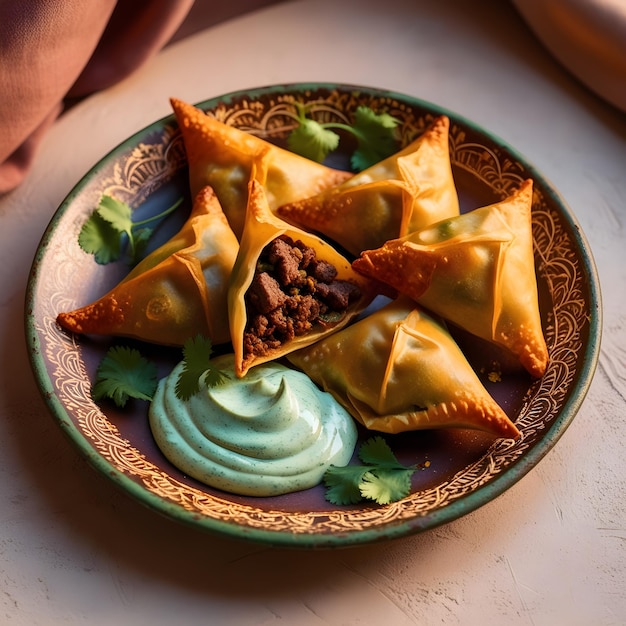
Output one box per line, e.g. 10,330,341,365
352,179,548,377
57,186,238,346
277,115,459,256
229,173,377,378
170,97,352,239
288,297,520,439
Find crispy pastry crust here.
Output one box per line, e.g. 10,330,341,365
352,179,548,377
229,174,377,377
288,297,520,439
170,97,352,240
57,186,238,346
277,115,459,256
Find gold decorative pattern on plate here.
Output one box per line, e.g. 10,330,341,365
28,85,598,544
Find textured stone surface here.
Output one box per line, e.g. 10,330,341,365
1,1,624,624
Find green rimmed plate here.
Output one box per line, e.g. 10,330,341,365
25,83,601,547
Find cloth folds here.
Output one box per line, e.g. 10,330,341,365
1,0,623,195
0,0,194,194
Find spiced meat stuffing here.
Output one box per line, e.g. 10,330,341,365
244,235,361,359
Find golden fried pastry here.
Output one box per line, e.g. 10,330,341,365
170,97,352,239
229,174,377,378
288,297,520,439
277,115,459,256
352,179,548,377
57,186,238,346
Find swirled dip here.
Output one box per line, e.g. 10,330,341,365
149,354,357,496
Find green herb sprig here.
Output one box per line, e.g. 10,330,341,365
78,194,182,265
91,335,229,408
92,346,158,408
287,104,400,170
323,437,430,505
175,335,230,401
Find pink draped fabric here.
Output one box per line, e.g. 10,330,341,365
0,0,194,194
1,0,623,195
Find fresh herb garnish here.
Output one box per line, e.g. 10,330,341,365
92,346,158,408
175,335,230,401
323,436,430,505
287,103,400,170
78,194,182,265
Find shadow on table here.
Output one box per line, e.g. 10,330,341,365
4,286,537,607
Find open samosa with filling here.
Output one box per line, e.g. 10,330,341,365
57,186,238,346
277,115,459,256
170,97,352,239
229,176,377,378
287,297,520,439
352,179,548,377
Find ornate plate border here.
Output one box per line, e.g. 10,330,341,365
26,84,601,547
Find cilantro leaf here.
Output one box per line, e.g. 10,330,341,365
286,103,399,170
92,346,158,408
78,211,124,264
323,465,371,505
130,226,154,263
203,365,230,389
287,117,340,163
175,335,229,401
322,436,429,506
350,106,400,170
358,436,406,469
78,195,182,266
176,335,213,400
96,194,133,240
359,468,413,505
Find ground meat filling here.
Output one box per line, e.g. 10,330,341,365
244,235,361,360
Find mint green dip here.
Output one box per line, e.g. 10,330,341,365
149,354,357,496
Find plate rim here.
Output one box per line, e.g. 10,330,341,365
25,82,602,548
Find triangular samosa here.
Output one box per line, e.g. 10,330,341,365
277,115,459,256
287,297,520,439
170,97,352,239
229,176,377,378
57,186,239,346
352,179,548,377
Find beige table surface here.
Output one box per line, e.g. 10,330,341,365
1,1,625,624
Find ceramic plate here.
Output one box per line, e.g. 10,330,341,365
26,84,601,547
